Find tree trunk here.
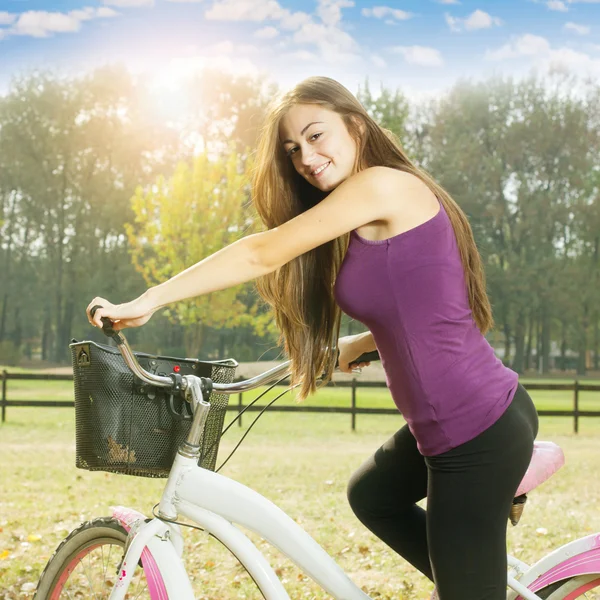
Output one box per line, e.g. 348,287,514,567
0,190,17,342
560,321,567,372
218,330,226,360
184,322,205,358
577,305,588,376
503,322,511,367
594,311,599,371
0,293,8,342
11,304,22,348
41,309,51,361
541,303,551,374
524,310,534,372
512,310,526,374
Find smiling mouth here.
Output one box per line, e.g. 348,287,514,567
311,162,331,177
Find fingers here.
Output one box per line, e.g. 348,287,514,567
85,297,110,328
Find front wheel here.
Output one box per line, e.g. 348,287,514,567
536,574,600,599
34,517,155,599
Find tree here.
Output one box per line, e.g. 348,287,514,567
126,149,260,357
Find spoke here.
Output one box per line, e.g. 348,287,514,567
132,571,148,600
78,552,100,600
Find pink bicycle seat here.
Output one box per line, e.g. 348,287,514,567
515,441,565,497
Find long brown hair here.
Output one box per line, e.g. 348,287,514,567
251,76,493,401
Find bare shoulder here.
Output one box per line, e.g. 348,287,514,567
354,166,440,241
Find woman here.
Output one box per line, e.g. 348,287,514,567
87,76,538,599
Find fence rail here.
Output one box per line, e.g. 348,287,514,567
2,370,600,433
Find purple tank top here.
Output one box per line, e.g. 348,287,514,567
334,199,518,456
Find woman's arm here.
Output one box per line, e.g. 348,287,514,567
146,234,269,311
149,166,411,309
88,167,418,328
352,330,377,353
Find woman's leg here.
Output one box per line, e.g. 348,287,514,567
425,384,538,600
347,424,434,580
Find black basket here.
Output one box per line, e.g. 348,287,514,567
69,340,237,478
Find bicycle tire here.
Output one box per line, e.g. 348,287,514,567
535,574,600,599
34,517,155,599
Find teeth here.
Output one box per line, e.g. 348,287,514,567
312,162,330,176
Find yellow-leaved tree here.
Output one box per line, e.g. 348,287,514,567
126,149,270,357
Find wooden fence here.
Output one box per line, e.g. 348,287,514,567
2,370,600,433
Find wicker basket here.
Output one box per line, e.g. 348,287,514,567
70,340,237,478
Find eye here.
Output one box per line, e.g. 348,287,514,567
310,132,322,141
286,146,298,157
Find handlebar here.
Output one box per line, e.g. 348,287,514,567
90,306,380,395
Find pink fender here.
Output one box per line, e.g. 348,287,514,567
516,533,600,599
111,506,169,600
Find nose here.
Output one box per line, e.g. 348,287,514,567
299,144,317,167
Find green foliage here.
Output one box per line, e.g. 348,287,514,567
126,149,270,356
0,341,22,366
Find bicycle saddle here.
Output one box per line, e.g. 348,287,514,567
515,440,565,497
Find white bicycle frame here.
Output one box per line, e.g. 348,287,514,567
97,329,600,600
107,455,600,600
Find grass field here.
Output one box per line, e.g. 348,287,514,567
1,375,600,599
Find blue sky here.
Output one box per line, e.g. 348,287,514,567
0,0,599,98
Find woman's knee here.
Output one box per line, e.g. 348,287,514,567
346,465,372,518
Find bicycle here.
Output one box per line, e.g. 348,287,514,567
34,313,600,600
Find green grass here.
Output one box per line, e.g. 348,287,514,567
1,378,600,599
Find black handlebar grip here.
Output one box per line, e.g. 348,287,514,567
335,348,380,369
349,350,380,367
90,305,118,338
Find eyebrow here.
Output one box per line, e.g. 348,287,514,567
281,121,324,145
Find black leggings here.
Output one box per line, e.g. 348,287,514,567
347,383,539,600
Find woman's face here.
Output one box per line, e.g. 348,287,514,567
279,103,359,193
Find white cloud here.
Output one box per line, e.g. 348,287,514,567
547,0,568,10
69,6,118,21
390,45,444,67
2,6,118,39
279,10,311,30
445,13,460,32
102,0,153,6
485,33,600,76
205,0,285,21
546,46,600,74
0,11,16,25
437,0,461,4
446,9,501,32
166,0,204,3
12,11,82,37
362,6,413,21
97,7,119,17
293,21,356,53
206,0,357,63
564,21,590,35
485,34,551,60
254,26,279,39
371,53,387,68
317,0,354,27
465,9,502,29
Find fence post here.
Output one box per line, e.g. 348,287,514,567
351,378,357,432
574,379,579,434
238,392,243,427
1,370,7,423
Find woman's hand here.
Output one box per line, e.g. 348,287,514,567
85,294,156,332
337,334,372,374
